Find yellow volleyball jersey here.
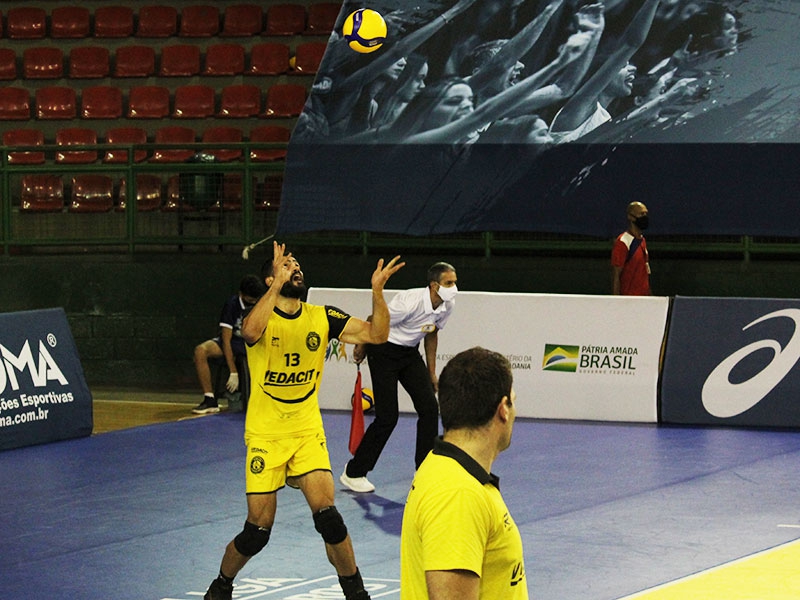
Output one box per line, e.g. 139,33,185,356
400,441,528,599
245,303,350,441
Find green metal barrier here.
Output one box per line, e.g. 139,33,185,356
0,140,795,261
0,140,284,255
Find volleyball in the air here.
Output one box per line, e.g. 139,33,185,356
352,387,375,413
342,9,387,54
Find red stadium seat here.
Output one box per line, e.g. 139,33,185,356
292,42,327,75
114,46,156,77
127,85,169,118
150,126,196,163
69,46,110,79
179,5,220,37
7,7,46,40
265,4,306,36
20,175,64,212
69,174,114,213
217,84,261,118
164,175,182,210
0,49,17,80
117,174,163,211
247,43,290,76
159,44,201,76
94,6,134,38
55,127,97,163
216,173,243,210
104,127,149,163
263,83,306,118
203,43,245,76
51,6,91,39
136,6,178,38
305,3,341,35
81,85,123,119
202,126,243,162
254,173,283,210
173,84,215,118
23,47,64,79
222,4,263,37
3,129,45,165
0,88,31,120
249,125,290,162
35,87,77,120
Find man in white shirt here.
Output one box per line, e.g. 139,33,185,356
341,262,458,493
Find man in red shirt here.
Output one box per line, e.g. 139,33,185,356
611,202,651,295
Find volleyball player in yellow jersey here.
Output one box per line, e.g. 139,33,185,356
400,347,528,600
202,242,404,600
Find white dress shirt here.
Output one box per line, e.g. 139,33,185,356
386,287,454,347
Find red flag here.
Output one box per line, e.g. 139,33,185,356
349,367,365,455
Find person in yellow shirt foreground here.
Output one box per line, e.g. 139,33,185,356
400,346,528,599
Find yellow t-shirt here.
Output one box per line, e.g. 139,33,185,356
400,439,528,600
245,303,349,441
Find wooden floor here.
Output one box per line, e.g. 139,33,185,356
91,389,213,434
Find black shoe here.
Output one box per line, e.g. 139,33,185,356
340,569,370,600
192,397,220,414
204,578,233,600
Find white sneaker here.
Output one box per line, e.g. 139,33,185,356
339,468,375,493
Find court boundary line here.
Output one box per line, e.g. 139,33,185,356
617,537,800,598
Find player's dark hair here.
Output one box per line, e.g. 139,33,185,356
438,347,512,431
427,262,455,284
240,274,267,299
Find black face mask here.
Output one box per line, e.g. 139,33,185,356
634,215,649,230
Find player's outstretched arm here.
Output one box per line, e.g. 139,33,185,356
340,256,404,345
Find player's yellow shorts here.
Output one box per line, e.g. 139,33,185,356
245,431,331,493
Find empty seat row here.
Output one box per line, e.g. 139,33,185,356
0,4,339,40
0,83,307,120
0,41,326,80
19,172,283,213
3,125,291,164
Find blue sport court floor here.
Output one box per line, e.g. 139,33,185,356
3,409,800,599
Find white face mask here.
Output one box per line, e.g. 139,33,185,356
437,284,458,302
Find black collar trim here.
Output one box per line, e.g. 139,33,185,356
274,304,302,320
432,437,500,489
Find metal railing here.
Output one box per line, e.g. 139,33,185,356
1,141,798,260
0,140,284,255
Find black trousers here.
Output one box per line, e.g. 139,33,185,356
347,342,439,477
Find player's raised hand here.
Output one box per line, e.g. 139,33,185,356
371,255,405,291
270,241,296,287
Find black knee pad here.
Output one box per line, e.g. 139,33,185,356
233,520,271,557
313,506,348,545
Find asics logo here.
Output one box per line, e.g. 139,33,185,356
702,309,800,418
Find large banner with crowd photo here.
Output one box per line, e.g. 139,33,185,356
0,309,93,451
662,296,800,428
308,288,669,422
278,0,800,238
